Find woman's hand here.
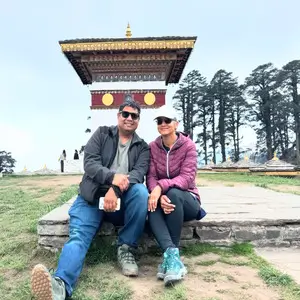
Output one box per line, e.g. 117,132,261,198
160,195,176,214
148,185,162,212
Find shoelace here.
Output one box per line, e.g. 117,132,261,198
120,249,135,264
165,251,180,271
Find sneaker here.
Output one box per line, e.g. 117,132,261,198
117,244,138,277
157,263,165,280
163,248,187,286
31,264,66,300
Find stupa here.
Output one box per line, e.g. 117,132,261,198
250,153,298,176
211,156,235,172
59,25,197,143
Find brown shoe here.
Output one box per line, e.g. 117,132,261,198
31,264,66,300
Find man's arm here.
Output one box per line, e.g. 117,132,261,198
83,127,115,185
128,142,150,184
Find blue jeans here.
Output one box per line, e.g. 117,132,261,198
54,183,148,296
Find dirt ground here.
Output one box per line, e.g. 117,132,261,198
1,175,82,202
114,254,280,300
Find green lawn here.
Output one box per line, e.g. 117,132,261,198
0,175,300,300
198,172,300,186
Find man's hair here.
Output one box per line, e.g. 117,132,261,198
119,99,141,115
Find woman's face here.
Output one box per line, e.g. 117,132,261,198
156,117,178,136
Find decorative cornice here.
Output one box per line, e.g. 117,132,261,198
60,39,196,52
90,89,167,94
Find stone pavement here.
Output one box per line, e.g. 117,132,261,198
38,186,300,252
199,186,300,222
256,248,300,285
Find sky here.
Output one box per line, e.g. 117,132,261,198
0,0,300,171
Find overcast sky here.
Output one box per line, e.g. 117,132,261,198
1,0,299,171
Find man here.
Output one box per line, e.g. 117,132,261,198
31,99,150,300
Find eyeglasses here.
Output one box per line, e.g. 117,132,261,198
156,117,173,125
120,111,139,120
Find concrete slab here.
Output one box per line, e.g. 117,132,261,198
256,248,300,285
200,186,300,222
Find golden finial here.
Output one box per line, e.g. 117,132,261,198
23,166,27,171
43,164,47,169
272,152,279,161
126,23,132,38
227,156,231,161
244,155,249,161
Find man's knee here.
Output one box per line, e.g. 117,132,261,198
126,183,148,215
129,183,148,203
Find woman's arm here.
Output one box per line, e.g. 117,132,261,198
158,142,197,193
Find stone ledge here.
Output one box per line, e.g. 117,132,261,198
38,197,300,252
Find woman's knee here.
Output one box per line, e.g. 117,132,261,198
165,188,184,205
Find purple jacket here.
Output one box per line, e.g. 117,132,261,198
146,132,200,202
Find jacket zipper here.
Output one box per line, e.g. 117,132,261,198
161,139,179,179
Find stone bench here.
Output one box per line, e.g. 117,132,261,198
38,186,300,252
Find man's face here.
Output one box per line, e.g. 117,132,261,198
117,106,140,134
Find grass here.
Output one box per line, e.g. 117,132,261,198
198,172,300,186
1,175,300,299
157,285,187,300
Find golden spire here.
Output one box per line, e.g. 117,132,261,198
272,152,279,161
244,155,249,161
227,156,231,162
43,164,47,169
126,23,132,38
23,166,27,171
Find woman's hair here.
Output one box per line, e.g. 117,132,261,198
62,150,66,157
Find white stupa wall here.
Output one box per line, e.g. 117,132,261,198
91,108,159,143
89,81,177,143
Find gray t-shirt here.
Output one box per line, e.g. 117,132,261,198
110,138,131,174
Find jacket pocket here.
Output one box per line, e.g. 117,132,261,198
79,176,109,204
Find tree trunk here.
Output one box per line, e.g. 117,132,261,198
212,101,216,164
236,109,240,161
263,95,273,160
219,97,226,162
292,76,300,164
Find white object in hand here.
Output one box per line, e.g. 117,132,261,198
99,197,121,211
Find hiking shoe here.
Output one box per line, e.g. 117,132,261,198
163,248,187,286
31,264,66,300
157,263,165,280
117,244,138,276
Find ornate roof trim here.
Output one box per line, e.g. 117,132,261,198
59,38,196,52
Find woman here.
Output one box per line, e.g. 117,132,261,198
146,105,206,286
59,150,66,172
73,149,79,160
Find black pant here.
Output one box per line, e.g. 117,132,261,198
148,188,200,252
60,160,64,173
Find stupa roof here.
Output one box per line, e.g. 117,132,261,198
59,26,196,85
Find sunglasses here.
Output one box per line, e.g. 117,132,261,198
156,117,173,125
120,110,139,120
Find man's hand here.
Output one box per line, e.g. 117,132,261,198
148,185,162,212
160,195,175,214
104,187,118,212
112,174,129,192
